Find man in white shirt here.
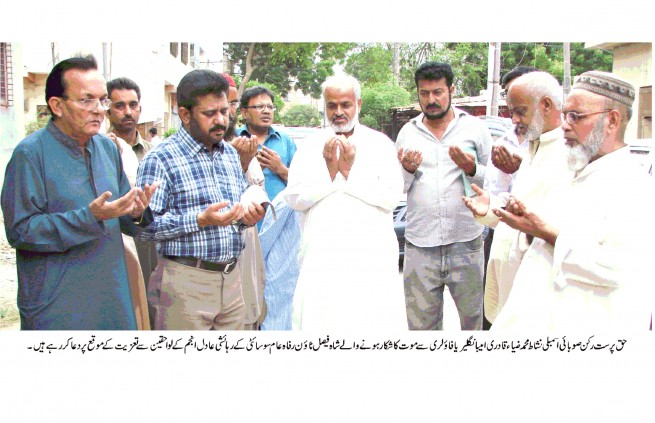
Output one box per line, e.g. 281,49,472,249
492,71,653,330
396,62,492,330
463,71,574,324
285,74,405,331
149,127,162,145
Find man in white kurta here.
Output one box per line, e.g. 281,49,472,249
284,74,405,332
491,71,654,331
465,72,575,324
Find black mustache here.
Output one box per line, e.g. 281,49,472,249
210,124,227,132
426,103,441,108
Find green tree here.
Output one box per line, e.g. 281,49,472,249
430,43,489,97
345,44,394,85
224,43,355,98
360,83,413,131
500,42,612,82
280,104,321,127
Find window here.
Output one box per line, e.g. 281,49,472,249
0,42,13,107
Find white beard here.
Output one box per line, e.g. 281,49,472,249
329,110,359,133
525,109,545,141
567,119,605,172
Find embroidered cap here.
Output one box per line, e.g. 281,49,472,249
572,70,635,107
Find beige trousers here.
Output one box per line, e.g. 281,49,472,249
148,256,245,330
122,235,150,330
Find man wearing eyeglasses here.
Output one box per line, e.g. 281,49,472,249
490,71,653,330
237,86,297,202
1,55,158,330
105,77,159,329
463,71,574,325
135,69,266,330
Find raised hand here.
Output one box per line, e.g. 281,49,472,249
491,145,522,174
131,181,161,218
448,145,476,176
397,148,423,174
461,183,490,217
493,196,559,245
257,146,289,181
197,201,245,228
231,135,259,172
242,201,266,226
90,189,137,221
336,136,356,179
323,136,340,180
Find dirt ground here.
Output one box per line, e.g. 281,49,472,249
0,214,19,330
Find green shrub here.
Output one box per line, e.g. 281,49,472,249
163,127,178,138
281,104,321,127
25,116,49,136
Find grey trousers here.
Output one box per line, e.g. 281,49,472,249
403,235,484,330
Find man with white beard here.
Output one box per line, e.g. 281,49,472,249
490,70,653,330
284,74,406,332
463,71,574,324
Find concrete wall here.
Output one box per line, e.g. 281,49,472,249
17,42,220,138
0,43,26,150
610,43,652,141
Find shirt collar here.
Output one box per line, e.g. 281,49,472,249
47,119,91,154
412,106,465,137
538,126,564,144
237,125,279,139
108,127,147,149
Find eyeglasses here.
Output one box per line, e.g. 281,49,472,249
62,96,112,111
111,101,140,112
561,109,612,125
243,104,276,112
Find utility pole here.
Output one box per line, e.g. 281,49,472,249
102,42,111,82
563,42,571,101
50,42,58,66
486,42,502,116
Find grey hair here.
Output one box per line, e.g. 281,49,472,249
513,71,564,110
321,74,361,101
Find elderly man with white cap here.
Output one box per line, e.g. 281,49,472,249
489,70,654,331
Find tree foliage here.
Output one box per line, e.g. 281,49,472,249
25,116,49,136
500,42,613,82
224,43,355,99
345,44,394,85
280,104,321,127
360,83,413,131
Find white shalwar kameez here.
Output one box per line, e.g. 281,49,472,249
284,125,406,332
493,147,654,331
478,127,575,323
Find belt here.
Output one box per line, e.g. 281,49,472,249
164,255,238,274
